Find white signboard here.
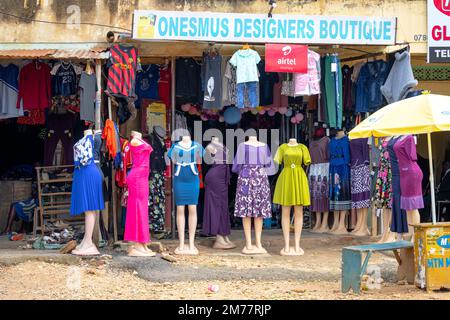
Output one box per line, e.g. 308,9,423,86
133,10,396,45
428,0,450,62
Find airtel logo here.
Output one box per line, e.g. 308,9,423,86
434,0,450,16
282,46,292,56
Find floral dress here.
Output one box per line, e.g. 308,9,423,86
373,138,392,209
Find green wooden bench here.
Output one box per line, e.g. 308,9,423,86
341,240,414,294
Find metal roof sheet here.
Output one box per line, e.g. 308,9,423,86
0,48,109,60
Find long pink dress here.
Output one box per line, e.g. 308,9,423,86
124,138,153,243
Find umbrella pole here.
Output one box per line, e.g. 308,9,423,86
427,133,437,225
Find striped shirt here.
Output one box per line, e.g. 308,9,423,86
107,45,141,97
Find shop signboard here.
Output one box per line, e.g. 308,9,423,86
133,10,396,45
428,0,450,62
265,44,308,73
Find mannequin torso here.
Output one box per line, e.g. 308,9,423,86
179,135,193,149
287,138,299,147
84,129,93,137
131,131,144,146
245,136,265,147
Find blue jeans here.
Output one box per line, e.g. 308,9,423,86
236,81,259,108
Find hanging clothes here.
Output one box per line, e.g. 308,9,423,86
258,60,279,106
0,64,24,119
202,53,223,109
158,63,171,108
355,60,389,113
79,71,97,123
124,138,153,244
102,119,119,160
51,62,82,97
136,64,160,104
176,58,201,102
341,65,354,112
373,137,393,209
107,44,141,98
294,49,321,96
43,113,74,166
17,61,52,110
324,55,343,129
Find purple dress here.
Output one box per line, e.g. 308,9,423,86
393,135,424,210
202,143,231,236
308,136,330,212
232,143,275,218
350,138,371,209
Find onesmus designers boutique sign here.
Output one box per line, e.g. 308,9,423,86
428,0,450,62
265,44,308,73
133,10,396,45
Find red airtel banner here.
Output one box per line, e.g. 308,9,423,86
265,44,308,73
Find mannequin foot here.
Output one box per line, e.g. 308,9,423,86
330,227,349,235
379,232,396,243
72,244,100,256
128,247,156,257
280,247,304,256
174,245,199,255
213,239,236,250
174,246,185,255
253,245,267,254
242,246,257,255
353,228,370,237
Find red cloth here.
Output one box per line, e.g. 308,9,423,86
16,109,46,125
17,62,52,110
116,139,133,188
102,119,117,160
158,63,171,108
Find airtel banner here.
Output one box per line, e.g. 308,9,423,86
428,0,450,62
265,44,308,73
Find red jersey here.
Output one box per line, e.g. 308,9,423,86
158,63,171,108
107,45,141,97
17,61,52,110
115,139,133,188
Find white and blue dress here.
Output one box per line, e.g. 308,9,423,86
168,141,205,206
70,134,105,216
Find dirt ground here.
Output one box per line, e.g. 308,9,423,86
1,230,449,300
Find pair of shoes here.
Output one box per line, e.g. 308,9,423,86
9,232,24,241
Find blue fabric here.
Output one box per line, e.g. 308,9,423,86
136,64,160,103
355,60,389,113
229,49,261,84
329,136,351,211
236,81,259,108
223,106,242,125
13,198,37,223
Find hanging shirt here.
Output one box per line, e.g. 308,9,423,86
0,64,24,119
158,63,171,108
51,62,82,96
202,54,223,109
107,44,141,98
258,60,279,106
79,71,97,123
102,119,118,160
175,58,201,99
17,61,52,110
136,64,160,103
229,49,261,84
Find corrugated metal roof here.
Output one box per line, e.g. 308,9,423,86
0,48,109,60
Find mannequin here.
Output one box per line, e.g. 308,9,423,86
124,130,155,257
273,138,311,255
203,137,236,250
232,135,274,255
71,129,105,256
308,128,330,233
329,130,351,235
168,135,204,255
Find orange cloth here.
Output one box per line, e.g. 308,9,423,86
102,119,117,160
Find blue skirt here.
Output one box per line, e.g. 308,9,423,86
173,166,200,206
70,162,105,216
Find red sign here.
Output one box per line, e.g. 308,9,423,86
265,44,308,73
434,0,450,17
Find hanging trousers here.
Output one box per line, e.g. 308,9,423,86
43,114,74,166
324,55,343,129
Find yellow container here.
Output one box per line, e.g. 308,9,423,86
413,223,450,292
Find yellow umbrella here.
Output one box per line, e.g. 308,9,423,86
349,93,450,224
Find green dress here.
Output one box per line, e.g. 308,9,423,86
273,143,311,206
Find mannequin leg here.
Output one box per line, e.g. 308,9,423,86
329,212,340,233
405,210,420,241
331,211,349,235
353,208,370,236
317,212,330,233
174,206,186,254
186,205,199,255
378,209,397,243
241,217,255,254
253,217,267,254
311,212,322,232
224,236,236,248
280,206,292,255
351,209,362,234
128,242,156,257
293,206,304,255
72,211,99,256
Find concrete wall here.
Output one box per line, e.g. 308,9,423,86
0,0,428,53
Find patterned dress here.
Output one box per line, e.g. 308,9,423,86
373,138,393,209
329,136,351,211
232,143,275,218
350,138,371,209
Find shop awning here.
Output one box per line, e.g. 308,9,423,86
0,48,109,60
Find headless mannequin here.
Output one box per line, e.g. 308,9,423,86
175,135,199,255
330,130,349,235
280,138,305,256
242,135,267,255
126,131,156,257
377,136,396,243
72,130,100,256
207,137,236,250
